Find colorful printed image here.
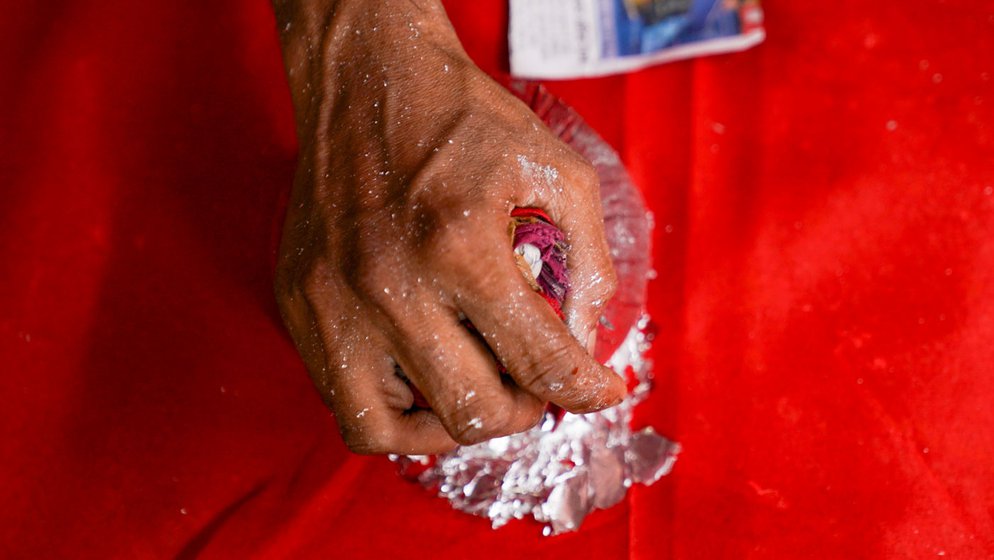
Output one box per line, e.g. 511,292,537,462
614,0,762,56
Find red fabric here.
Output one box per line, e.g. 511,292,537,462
2,1,993,558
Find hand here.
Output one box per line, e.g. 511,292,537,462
273,0,623,454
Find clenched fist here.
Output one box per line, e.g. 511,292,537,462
273,0,623,454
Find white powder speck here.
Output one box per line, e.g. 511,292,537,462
885,120,898,131
517,155,559,186
357,407,369,418
180,508,188,515
468,417,484,429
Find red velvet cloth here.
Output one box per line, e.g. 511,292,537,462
2,1,993,558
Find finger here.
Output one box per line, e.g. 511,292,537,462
302,300,459,455
325,344,462,455
551,160,618,345
454,247,626,413
512,150,618,347
384,300,546,446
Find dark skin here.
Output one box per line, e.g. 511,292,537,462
272,0,623,455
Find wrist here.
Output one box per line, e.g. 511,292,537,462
274,0,464,132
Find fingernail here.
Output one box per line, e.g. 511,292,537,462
608,370,627,405
585,330,597,355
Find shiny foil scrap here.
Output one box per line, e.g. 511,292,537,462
391,316,680,535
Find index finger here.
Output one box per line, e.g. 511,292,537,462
453,241,625,413
515,147,618,350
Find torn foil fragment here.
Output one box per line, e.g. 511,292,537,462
391,319,680,535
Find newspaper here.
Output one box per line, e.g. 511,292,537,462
509,0,764,79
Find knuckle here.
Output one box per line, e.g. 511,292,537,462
299,258,334,302
513,341,577,396
342,252,395,303
340,424,394,455
405,195,449,244
335,218,397,297
593,266,619,304
417,222,500,292
453,257,505,299
419,215,474,264
574,157,599,186
555,151,599,195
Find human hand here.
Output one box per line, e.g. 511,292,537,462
273,0,623,454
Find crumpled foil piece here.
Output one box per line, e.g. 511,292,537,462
391,316,680,535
